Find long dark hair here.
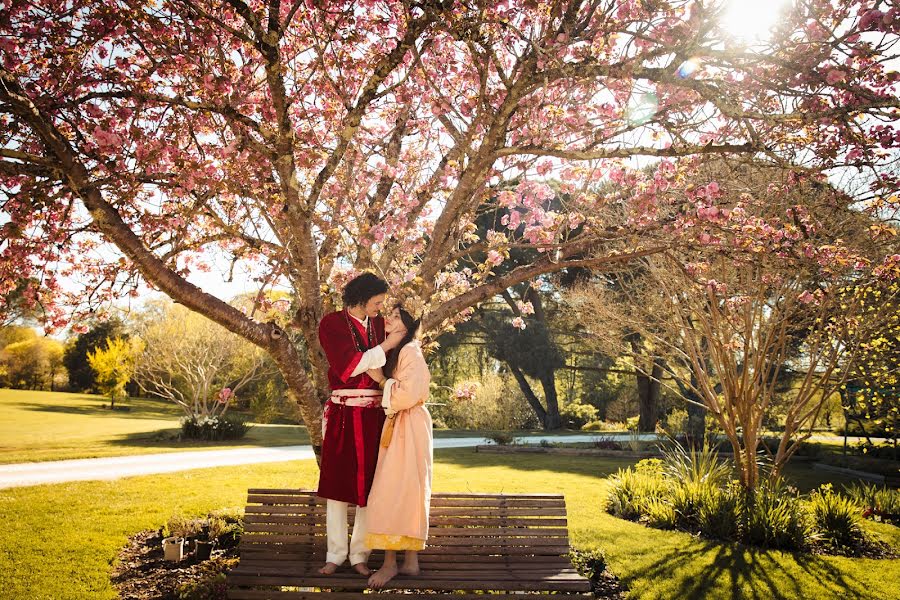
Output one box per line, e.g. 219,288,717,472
383,306,420,378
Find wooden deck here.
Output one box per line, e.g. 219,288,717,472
227,489,592,599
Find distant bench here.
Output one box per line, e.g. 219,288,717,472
226,489,592,599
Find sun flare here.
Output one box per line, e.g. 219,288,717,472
720,0,793,42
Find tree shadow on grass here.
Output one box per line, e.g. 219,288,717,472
623,539,875,600
106,423,311,450
17,400,180,420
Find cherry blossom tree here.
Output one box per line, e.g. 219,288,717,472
568,160,900,488
1,1,898,454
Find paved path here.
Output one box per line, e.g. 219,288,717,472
0,432,870,489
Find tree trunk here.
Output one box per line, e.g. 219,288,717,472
268,333,326,461
636,359,662,432
685,372,707,447
509,365,548,428
539,372,562,430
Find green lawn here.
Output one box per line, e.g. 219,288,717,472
0,388,598,464
0,388,311,463
1,449,897,599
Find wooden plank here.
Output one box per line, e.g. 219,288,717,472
241,524,567,537
239,542,570,555
430,508,567,517
430,517,568,527
236,564,580,576
244,504,566,517
246,496,564,509
425,498,565,508
228,591,592,600
241,532,566,545
238,552,572,566
244,511,568,528
230,570,588,585
232,562,583,575
226,574,591,592
246,489,563,500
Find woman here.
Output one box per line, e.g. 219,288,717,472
364,305,433,589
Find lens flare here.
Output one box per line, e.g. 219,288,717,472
675,58,701,79
626,91,659,127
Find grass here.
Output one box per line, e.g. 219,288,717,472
0,388,311,463
1,449,898,599
0,388,603,464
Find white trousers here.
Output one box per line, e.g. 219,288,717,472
326,499,370,565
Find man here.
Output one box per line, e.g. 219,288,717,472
316,272,404,576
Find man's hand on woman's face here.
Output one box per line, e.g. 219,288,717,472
381,329,405,351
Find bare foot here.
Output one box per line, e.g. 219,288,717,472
352,562,372,576
318,562,339,575
399,565,420,576
367,564,399,589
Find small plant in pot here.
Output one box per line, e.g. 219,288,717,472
196,517,227,561
160,520,185,562
161,514,202,562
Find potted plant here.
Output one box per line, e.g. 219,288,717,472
162,514,201,562
196,517,227,561
162,535,185,562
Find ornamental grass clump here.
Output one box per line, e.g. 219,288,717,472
604,442,888,554
843,482,900,524
808,484,865,551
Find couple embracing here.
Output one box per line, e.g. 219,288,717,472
315,272,433,589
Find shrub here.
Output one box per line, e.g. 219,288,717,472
808,484,865,550
583,419,623,432
696,484,741,540
592,435,623,450
741,479,814,551
606,468,669,521
435,372,539,430
843,483,900,524
486,431,516,445
663,408,689,437
181,414,252,441
569,548,608,581
661,443,732,490
560,399,599,429
175,556,237,600
634,458,664,475
642,496,678,529
162,513,203,539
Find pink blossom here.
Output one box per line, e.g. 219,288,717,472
825,69,846,85
453,382,478,401
797,290,815,304
517,301,535,315
511,316,526,330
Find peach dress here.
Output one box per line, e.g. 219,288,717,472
364,340,433,551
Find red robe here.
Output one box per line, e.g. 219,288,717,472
316,310,387,506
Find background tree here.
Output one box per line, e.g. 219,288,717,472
0,334,65,390
132,301,274,419
2,1,897,454
86,336,140,408
63,318,127,393
840,278,900,457
570,163,898,488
